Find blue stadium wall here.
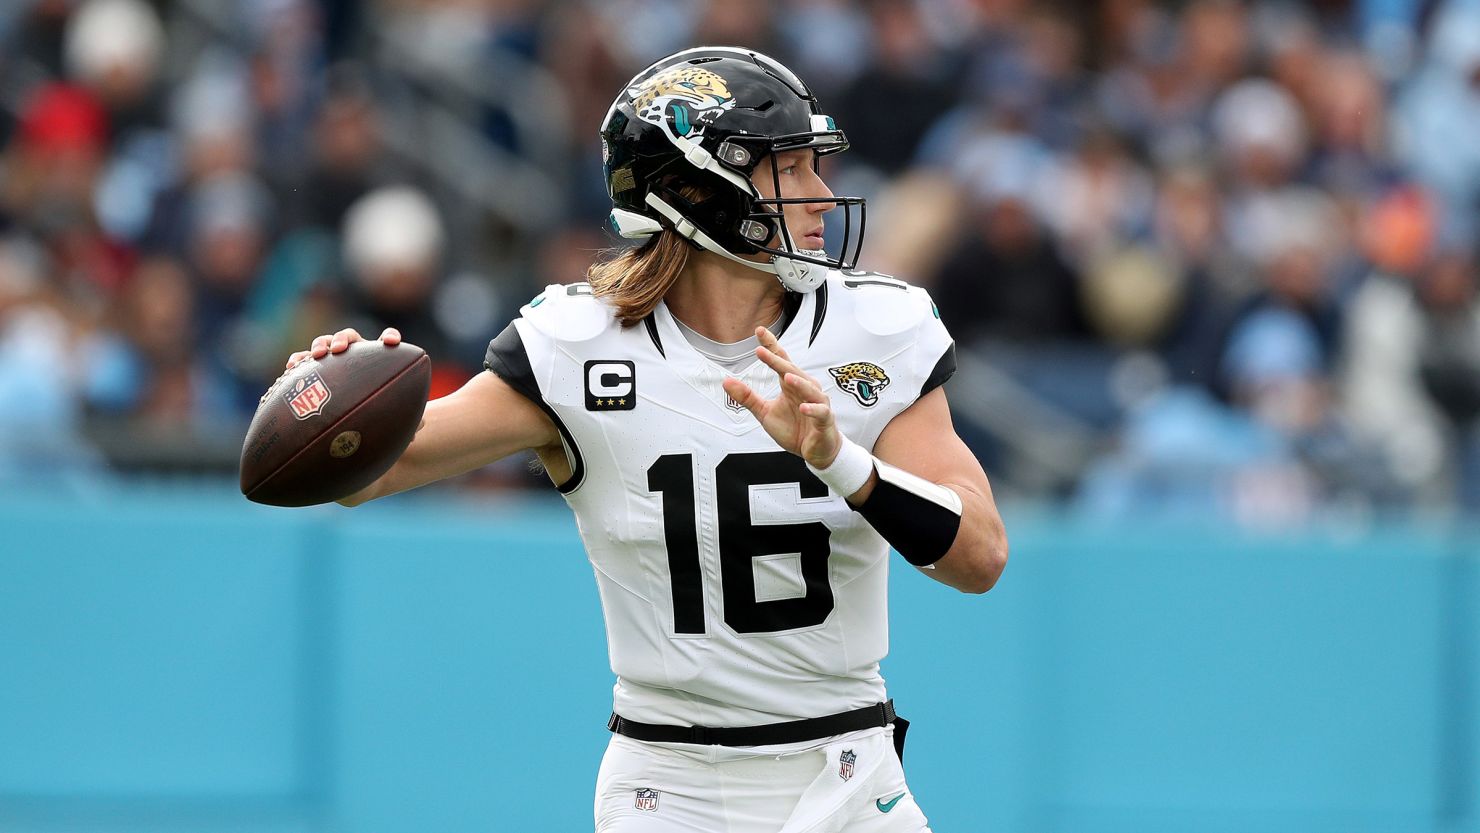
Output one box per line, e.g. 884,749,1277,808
1,486,1476,833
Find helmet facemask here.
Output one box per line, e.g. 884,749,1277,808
739,126,866,292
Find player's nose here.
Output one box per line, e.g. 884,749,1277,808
805,168,836,212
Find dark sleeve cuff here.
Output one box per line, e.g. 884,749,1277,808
483,320,587,494
484,321,541,405
920,342,956,398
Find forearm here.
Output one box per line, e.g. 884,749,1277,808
336,413,498,506
335,422,489,506
338,372,559,506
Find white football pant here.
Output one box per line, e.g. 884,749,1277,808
594,726,932,833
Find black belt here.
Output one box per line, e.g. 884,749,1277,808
607,700,897,747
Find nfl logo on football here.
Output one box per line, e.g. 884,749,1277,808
286,372,332,420
634,788,659,811
839,749,856,781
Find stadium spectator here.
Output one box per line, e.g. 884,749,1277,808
832,0,964,177
929,139,1088,346
287,64,395,232
1392,0,1480,241
63,0,166,138
1344,232,1480,507
0,233,114,484
340,184,483,396
1216,187,1346,403
1341,184,1449,500
1414,247,1480,508
107,255,233,425
1148,162,1244,390
4,82,135,298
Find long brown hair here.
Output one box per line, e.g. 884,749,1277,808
587,230,693,327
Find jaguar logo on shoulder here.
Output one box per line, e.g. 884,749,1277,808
828,362,890,408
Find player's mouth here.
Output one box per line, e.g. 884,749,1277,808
800,226,825,249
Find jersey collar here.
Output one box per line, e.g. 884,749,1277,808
651,288,816,367
648,286,820,420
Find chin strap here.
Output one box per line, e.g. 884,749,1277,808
641,193,826,292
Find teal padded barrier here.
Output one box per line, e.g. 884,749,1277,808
0,488,1475,832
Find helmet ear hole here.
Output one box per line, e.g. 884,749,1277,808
717,141,752,167
739,219,773,244
656,175,714,204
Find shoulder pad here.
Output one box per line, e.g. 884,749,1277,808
840,271,938,336
518,282,615,343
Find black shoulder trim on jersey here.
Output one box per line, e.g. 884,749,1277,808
483,322,587,494
546,409,586,494
485,322,540,402
642,315,665,357
920,342,957,399
808,282,828,346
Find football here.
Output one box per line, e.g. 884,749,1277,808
240,340,432,507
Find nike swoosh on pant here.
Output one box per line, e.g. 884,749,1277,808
876,793,905,813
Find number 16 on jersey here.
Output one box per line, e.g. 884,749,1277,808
647,450,837,637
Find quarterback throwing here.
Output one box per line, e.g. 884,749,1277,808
289,46,1007,833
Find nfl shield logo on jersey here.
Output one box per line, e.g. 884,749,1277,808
839,749,857,781
634,788,660,811
285,372,332,419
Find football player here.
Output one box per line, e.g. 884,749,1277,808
289,46,1007,833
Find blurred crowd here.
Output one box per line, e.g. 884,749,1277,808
0,0,1477,521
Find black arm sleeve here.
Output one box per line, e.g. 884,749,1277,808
856,461,964,567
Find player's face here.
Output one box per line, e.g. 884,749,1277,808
751,149,835,254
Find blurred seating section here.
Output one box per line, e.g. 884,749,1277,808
1,0,1478,523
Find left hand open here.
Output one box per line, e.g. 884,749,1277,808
721,327,842,469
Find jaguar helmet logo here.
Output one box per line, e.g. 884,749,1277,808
630,66,734,136
828,362,890,407
632,66,732,111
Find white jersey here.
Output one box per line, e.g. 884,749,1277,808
484,269,956,727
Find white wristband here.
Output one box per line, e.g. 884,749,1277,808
806,436,874,498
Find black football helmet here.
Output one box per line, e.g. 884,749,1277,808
600,46,865,292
